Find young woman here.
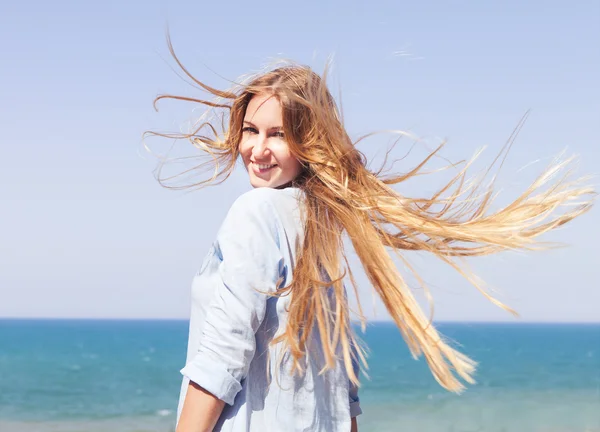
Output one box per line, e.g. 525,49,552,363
149,45,594,432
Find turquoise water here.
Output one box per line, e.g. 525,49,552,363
0,320,598,431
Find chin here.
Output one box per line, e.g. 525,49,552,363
249,177,276,189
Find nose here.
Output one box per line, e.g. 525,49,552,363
251,133,271,159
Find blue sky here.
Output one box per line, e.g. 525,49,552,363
1,0,598,321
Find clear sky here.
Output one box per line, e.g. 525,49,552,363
1,0,598,322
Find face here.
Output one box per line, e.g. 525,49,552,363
239,94,303,188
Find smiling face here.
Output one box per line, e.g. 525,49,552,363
239,94,303,189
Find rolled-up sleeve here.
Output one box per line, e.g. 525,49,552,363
181,190,283,405
349,384,362,418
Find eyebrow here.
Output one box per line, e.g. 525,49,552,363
243,120,283,131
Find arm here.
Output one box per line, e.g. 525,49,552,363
177,382,225,432
178,190,284,426
351,417,358,432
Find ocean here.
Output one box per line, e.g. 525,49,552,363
0,320,598,432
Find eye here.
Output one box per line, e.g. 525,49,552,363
242,126,258,134
272,131,285,139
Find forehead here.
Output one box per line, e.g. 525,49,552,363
244,94,283,125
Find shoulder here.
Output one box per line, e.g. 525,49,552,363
221,188,304,243
217,188,302,251
228,187,302,218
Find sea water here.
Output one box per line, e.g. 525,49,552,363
0,320,598,431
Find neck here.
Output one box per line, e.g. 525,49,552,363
275,180,294,190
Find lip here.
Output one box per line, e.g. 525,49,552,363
251,162,278,175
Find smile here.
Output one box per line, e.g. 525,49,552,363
252,162,278,173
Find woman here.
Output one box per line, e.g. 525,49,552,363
149,45,594,432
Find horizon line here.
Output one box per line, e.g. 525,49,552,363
1,316,599,325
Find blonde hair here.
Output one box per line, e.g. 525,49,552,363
147,40,595,392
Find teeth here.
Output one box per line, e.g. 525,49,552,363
256,163,276,169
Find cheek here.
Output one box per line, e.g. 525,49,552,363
281,156,302,176
278,152,295,168
275,145,301,174
292,159,303,176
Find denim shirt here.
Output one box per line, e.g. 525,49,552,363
176,187,361,432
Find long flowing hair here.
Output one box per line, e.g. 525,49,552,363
147,39,595,392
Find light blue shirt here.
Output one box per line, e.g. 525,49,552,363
177,187,361,432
